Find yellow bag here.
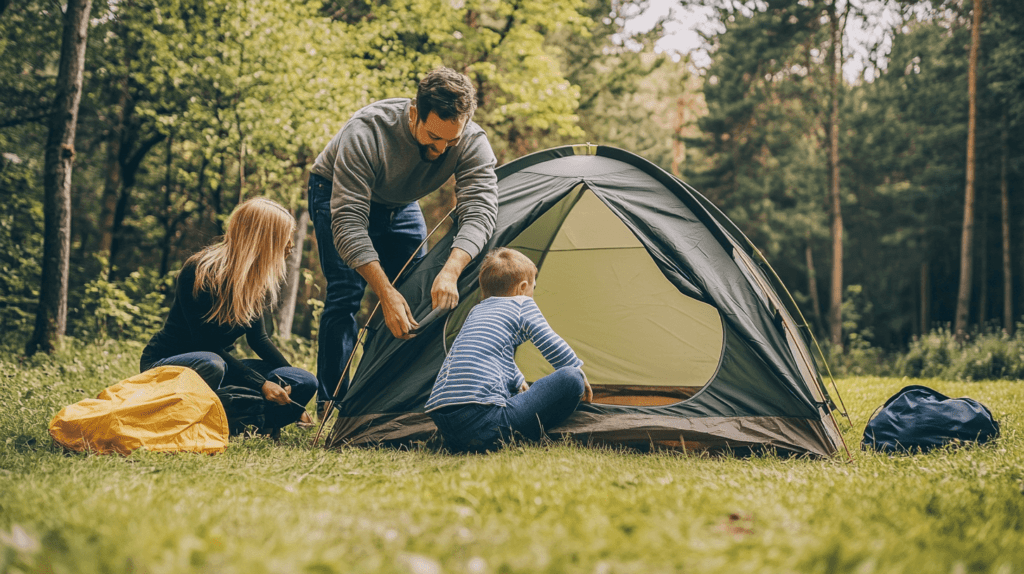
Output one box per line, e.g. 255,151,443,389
49,366,229,455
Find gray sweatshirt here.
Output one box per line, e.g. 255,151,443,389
310,98,499,269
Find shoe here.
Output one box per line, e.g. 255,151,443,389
296,411,314,429
317,402,333,421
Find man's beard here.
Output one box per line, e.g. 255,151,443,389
419,144,450,163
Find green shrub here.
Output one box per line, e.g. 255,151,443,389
818,337,895,378
897,327,1024,381
70,269,172,341
0,156,43,348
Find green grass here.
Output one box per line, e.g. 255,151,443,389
1,341,1023,574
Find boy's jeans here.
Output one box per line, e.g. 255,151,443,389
429,367,586,452
308,172,427,404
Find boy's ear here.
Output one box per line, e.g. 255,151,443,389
515,280,529,296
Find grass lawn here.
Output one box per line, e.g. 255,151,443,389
1,340,1022,574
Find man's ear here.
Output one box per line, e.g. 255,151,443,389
409,104,419,125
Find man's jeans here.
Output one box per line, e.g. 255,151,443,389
429,367,586,452
308,172,427,404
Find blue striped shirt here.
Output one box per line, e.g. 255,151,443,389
425,296,583,411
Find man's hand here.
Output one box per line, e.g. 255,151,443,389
580,369,593,403
379,285,419,339
431,268,460,311
356,261,419,339
262,381,292,405
431,247,472,310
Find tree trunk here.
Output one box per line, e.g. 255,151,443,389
1001,121,1012,335
276,205,310,340
805,234,824,339
827,0,844,348
159,136,175,278
978,186,987,326
108,178,131,279
297,229,320,338
955,0,983,341
97,74,128,259
108,132,166,278
671,96,686,177
920,260,931,335
26,0,92,355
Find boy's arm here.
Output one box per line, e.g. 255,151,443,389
520,299,583,370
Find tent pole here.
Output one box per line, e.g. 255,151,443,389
312,206,459,448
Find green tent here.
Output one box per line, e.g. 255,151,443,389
326,145,848,457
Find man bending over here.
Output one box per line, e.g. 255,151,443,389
308,67,499,409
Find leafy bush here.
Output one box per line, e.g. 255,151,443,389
0,155,44,348
70,269,172,341
815,285,896,378
818,338,895,378
897,326,1024,381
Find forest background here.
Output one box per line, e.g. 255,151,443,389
1,0,1022,380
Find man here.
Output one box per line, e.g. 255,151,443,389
308,67,499,409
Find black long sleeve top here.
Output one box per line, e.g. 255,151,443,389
141,261,290,391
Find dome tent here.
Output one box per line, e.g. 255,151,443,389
323,145,848,457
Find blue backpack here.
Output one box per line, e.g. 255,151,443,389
862,385,999,453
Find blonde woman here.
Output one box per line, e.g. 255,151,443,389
140,197,316,432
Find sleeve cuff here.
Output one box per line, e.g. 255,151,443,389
343,249,380,270
451,237,483,260
243,371,266,392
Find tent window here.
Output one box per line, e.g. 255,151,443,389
444,187,724,407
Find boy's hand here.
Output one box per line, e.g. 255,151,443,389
262,381,292,405
580,370,593,403
518,381,530,393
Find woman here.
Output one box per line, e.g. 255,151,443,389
140,197,316,432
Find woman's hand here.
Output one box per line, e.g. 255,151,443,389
262,381,292,405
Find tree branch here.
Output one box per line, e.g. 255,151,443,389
122,132,167,188
0,113,51,129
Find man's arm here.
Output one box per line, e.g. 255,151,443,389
450,131,498,262
431,247,471,310
329,120,418,339
357,260,418,340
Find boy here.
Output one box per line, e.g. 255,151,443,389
426,248,593,452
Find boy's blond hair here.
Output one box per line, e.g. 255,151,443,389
479,248,536,298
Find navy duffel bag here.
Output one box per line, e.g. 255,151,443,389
862,385,999,453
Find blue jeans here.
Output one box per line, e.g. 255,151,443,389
429,367,586,452
308,172,428,403
140,352,319,427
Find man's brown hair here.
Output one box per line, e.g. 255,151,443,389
416,67,477,123
479,248,536,298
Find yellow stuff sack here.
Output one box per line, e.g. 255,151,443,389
49,366,229,455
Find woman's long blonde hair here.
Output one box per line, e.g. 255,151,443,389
189,197,295,327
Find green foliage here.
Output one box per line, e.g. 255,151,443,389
70,269,171,341
692,0,832,319
2,343,1024,573
898,327,1024,381
0,0,62,126
0,155,44,349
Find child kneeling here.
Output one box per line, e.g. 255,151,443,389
426,248,592,452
